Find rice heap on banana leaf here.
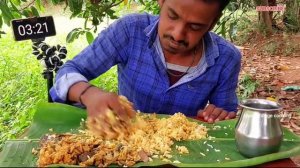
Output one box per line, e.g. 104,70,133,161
37,96,207,167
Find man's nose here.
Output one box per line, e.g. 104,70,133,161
171,24,186,42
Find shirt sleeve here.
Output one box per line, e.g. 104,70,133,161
50,73,88,103
50,16,130,103
209,49,241,112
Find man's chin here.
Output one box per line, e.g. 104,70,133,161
163,46,181,54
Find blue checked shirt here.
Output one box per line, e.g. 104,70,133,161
50,13,241,116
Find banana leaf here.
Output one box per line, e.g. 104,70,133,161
0,102,300,167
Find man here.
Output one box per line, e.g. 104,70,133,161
50,0,241,124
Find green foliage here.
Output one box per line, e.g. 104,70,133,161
238,74,260,100
65,0,125,43
0,34,46,150
263,41,279,55
213,0,254,41
283,41,298,56
284,0,300,32
91,66,118,93
231,15,254,45
0,33,118,150
136,0,160,14
0,0,41,25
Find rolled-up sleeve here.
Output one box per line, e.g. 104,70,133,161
50,73,88,103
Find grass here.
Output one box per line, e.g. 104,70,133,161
263,41,280,56
0,33,118,150
0,34,46,149
238,74,260,100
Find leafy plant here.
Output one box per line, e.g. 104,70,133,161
284,41,297,56
263,41,279,55
0,33,117,150
0,33,46,150
296,108,300,114
213,0,254,41
238,74,260,99
136,0,160,14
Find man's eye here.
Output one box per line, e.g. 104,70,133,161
190,24,202,31
168,13,177,20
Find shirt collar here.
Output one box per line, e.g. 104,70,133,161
144,16,160,47
203,32,220,67
144,16,220,67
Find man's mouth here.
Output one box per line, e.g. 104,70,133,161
168,40,183,49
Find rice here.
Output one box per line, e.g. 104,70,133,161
37,112,207,167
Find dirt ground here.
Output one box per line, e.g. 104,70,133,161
238,32,300,165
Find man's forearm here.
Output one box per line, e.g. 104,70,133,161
68,82,92,103
68,82,107,106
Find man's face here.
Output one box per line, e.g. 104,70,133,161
158,0,220,54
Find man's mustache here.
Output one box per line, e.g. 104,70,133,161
163,34,188,47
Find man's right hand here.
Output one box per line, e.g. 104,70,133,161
68,82,135,122
81,86,136,120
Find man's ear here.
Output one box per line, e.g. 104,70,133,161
158,0,165,8
208,12,222,31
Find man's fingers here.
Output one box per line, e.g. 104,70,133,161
108,96,130,121
119,96,136,118
215,110,228,122
88,107,104,117
197,110,204,118
203,104,216,120
225,112,237,119
208,108,222,123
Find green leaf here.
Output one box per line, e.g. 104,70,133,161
85,31,94,44
11,0,21,6
138,0,145,5
221,21,226,38
9,0,22,17
0,1,15,26
0,15,3,28
30,6,40,17
0,140,39,167
22,9,31,17
51,0,61,5
0,103,299,167
68,0,83,16
82,10,89,18
35,0,44,12
66,28,81,43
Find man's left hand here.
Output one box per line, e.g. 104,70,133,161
197,104,236,123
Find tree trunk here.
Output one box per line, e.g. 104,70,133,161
254,0,273,35
268,0,276,25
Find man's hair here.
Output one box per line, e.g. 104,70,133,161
219,0,231,11
202,0,231,12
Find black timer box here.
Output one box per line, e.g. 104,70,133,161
11,16,56,41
